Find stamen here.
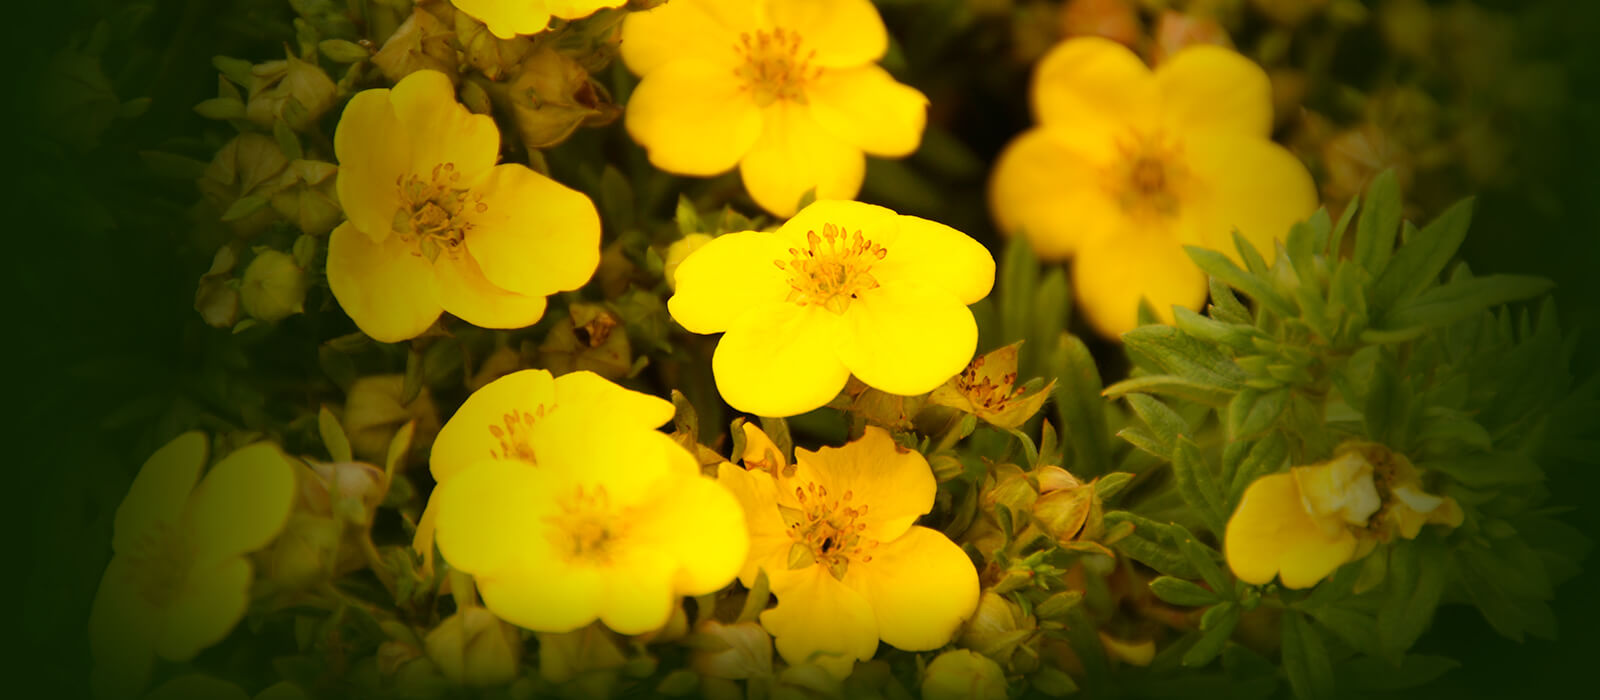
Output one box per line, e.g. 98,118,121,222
774,222,889,314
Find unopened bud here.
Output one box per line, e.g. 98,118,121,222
958,591,1036,663
983,464,1038,514
195,245,241,328
267,513,341,590
921,649,1007,700
246,56,338,131
240,249,308,322
373,5,460,83
198,132,289,235
509,46,618,149
270,160,342,235
690,620,773,680
344,375,441,464
425,608,522,687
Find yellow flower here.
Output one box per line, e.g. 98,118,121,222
90,433,297,699
330,70,600,343
717,426,980,677
668,200,995,417
453,0,627,39
621,0,929,217
1225,445,1463,589
420,369,749,634
989,37,1316,336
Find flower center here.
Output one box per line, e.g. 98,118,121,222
956,356,1022,412
775,223,889,315
392,162,487,261
1109,136,1186,221
545,485,622,564
733,28,821,107
486,407,546,462
783,482,878,580
122,522,195,608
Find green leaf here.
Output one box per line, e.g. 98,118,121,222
1281,611,1335,700
1232,230,1271,277
1103,511,1199,579
1150,576,1219,606
999,238,1040,345
1173,306,1258,352
1124,394,1187,455
1377,538,1447,659
1122,324,1248,391
1052,333,1110,474
1185,246,1296,318
195,96,245,120
598,165,635,234
1093,472,1135,502
1341,654,1460,692
1285,219,1321,289
1328,196,1360,256
1353,169,1401,277
1173,525,1230,593
674,194,700,236
1304,606,1378,653
1172,437,1224,532
1117,426,1167,460
1228,432,1288,510
318,405,352,463
1374,274,1553,335
318,38,370,63
274,118,303,161
220,195,269,222
1227,388,1288,441
1369,197,1474,311
1030,269,1070,377
1104,374,1232,407
1183,603,1239,668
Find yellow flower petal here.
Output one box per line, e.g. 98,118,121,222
792,427,935,543
760,565,879,675
464,164,601,298
620,0,750,75
153,557,252,661
1154,44,1272,138
1032,37,1155,131
633,472,749,595
435,459,557,578
778,199,899,245
333,88,409,242
1224,473,1357,589
835,283,977,396
625,58,765,176
544,0,628,20
873,214,995,306
667,230,797,334
184,442,296,566
452,0,550,39
712,302,851,417
430,369,557,483
113,431,206,556
1070,226,1208,337
1180,132,1317,260
845,526,977,651
326,221,443,343
550,370,675,431
807,65,927,157
89,557,159,700
716,462,797,588
740,103,865,217
988,127,1123,260
766,0,888,68
478,558,604,633
432,250,550,330
388,70,501,182
529,424,685,507
598,547,679,634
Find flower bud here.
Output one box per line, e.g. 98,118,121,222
198,132,290,236
537,304,633,379
536,625,627,685
425,608,522,687
240,249,308,322
373,4,460,84
309,460,388,526
1035,465,1084,494
195,245,241,328
266,513,342,589
269,160,342,235
921,649,1007,700
509,46,619,150
245,55,338,131
690,620,773,680
983,464,1038,514
662,233,712,291
344,375,441,464
455,12,530,80
1033,485,1094,542
958,591,1036,665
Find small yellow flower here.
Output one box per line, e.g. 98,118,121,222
420,369,749,634
989,37,1316,336
452,0,627,39
1225,444,1463,589
329,70,600,343
90,433,297,699
669,200,995,417
621,0,929,217
717,426,980,677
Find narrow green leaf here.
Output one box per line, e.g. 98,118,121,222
1232,230,1271,277
1183,603,1239,667
999,238,1039,345
1173,525,1229,593
1227,388,1288,441
1369,197,1475,310
1282,612,1336,700
1104,374,1232,407
318,405,352,463
1173,436,1225,531
1117,426,1167,460
274,118,303,161
1328,195,1360,256
1173,306,1258,352
1353,170,1401,277
1150,576,1220,606
1125,394,1187,453
220,194,269,222
1052,333,1111,473
1186,246,1296,318
1376,274,1553,333
1122,324,1248,391
1305,606,1379,653
194,96,245,120
674,194,700,236
1093,472,1134,502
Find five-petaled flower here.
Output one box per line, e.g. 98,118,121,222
667,200,995,417
1225,442,1463,589
89,433,297,699
718,425,979,677
621,0,929,217
452,0,627,39
989,37,1316,336
419,369,749,634
330,70,600,343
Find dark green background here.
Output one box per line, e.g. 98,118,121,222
11,1,1598,698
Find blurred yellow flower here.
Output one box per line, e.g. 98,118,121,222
422,369,749,634
90,433,297,699
989,37,1316,336
621,0,928,217
330,70,600,343
717,426,979,677
453,0,627,39
1225,445,1462,589
669,200,994,417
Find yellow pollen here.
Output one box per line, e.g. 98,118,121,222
545,484,621,563
784,478,878,580
122,522,194,607
733,28,821,107
393,161,485,262
775,222,889,314
486,407,546,462
1107,136,1186,220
